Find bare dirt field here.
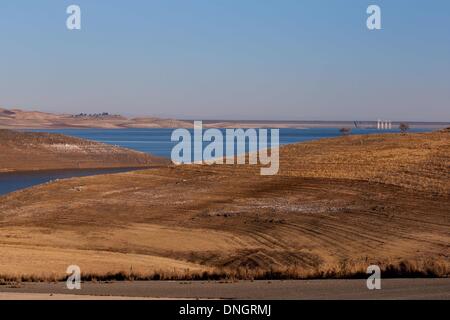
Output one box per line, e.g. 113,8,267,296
0,130,448,281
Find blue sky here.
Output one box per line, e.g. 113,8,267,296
0,0,449,121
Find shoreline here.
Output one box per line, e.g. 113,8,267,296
0,165,166,175
2,121,449,130
0,166,166,197
0,106,449,132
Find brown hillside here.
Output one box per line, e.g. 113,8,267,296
0,131,448,280
0,130,169,172
0,108,193,129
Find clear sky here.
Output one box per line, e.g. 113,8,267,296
0,0,449,121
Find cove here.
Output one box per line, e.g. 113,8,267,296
0,167,142,196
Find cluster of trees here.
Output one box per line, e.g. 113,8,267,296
399,122,410,133
339,127,352,136
339,122,410,136
71,112,111,118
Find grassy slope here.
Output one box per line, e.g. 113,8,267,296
0,130,448,280
0,129,169,171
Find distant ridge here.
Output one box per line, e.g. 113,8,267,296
0,108,193,129
0,107,448,129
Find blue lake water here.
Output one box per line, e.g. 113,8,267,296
0,127,430,196
0,167,143,196
28,127,429,158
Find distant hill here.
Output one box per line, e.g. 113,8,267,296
0,108,193,129
2,107,449,130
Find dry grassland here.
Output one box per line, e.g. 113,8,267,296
0,130,448,280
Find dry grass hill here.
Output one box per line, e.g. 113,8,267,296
0,129,169,172
0,108,192,129
0,130,448,281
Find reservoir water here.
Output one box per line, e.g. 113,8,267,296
27,127,428,158
0,168,143,196
0,127,430,195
